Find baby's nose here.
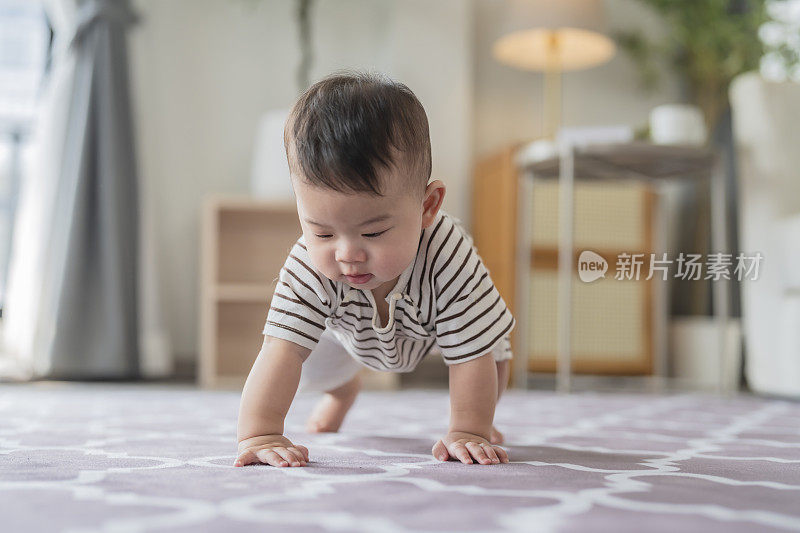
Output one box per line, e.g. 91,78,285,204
336,244,366,264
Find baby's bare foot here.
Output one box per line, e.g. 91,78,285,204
490,425,504,445
305,374,361,433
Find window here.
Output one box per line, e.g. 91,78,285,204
0,0,49,313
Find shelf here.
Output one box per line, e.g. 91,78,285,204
530,248,653,270
216,208,301,285
200,195,303,388
525,268,652,375
214,301,267,380
216,283,274,302
473,146,659,383
208,195,296,212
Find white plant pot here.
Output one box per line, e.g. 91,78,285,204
670,316,742,391
650,104,707,146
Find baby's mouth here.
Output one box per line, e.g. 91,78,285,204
344,273,373,285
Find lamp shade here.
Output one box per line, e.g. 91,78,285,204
492,0,616,72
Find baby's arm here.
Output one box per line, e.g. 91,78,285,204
235,335,311,467
432,353,509,465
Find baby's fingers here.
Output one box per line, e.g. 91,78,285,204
480,443,500,464
256,449,290,467
233,449,260,467
493,445,510,463
290,445,310,462
274,446,306,467
432,440,449,461
450,442,473,464
466,442,492,465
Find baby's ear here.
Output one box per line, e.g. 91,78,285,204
422,180,446,228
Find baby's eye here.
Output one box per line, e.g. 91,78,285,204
314,230,389,239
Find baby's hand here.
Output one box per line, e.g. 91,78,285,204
432,431,509,465
235,434,309,467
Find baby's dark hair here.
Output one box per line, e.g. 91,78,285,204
284,70,432,197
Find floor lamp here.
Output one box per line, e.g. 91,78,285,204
492,0,616,139
492,0,616,391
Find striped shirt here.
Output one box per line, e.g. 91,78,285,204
262,210,515,372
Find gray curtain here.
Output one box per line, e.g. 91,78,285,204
46,0,140,378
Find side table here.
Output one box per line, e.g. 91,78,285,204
514,141,732,393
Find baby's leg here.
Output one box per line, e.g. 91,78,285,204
299,328,362,433
306,372,361,433
490,359,511,444
496,359,510,400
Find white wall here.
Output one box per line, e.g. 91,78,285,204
129,0,472,364
129,0,681,367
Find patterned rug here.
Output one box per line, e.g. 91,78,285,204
1,383,799,532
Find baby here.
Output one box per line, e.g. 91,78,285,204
235,71,515,467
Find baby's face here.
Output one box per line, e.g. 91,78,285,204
292,170,433,295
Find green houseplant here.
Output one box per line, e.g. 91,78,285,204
615,1,784,318
615,0,769,135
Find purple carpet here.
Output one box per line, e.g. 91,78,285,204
1,383,799,532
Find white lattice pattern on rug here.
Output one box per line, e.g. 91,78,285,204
1,384,799,532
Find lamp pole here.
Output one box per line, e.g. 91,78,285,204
543,32,563,140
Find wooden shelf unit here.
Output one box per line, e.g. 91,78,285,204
199,196,300,388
